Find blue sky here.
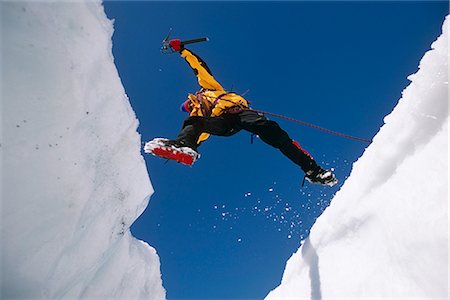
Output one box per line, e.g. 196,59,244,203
104,2,447,299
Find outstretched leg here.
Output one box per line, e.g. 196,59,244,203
237,110,337,185
236,110,319,173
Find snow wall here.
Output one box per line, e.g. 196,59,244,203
1,2,165,299
267,16,449,299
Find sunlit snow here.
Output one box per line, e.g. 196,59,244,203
266,15,449,299
1,2,165,298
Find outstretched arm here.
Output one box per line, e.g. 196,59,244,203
180,48,224,91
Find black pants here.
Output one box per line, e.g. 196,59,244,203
176,109,319,172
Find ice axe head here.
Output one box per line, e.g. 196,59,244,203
161,28,175,54
161,41,174,54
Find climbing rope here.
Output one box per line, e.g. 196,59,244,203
250,108,372,144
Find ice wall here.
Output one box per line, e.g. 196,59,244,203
267,16,449,299
1,2,165,299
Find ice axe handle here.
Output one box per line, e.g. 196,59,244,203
181,37,209,46
161,37,209,54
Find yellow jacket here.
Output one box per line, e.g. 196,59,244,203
180,48,249,143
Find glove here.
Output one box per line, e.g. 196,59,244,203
169,39,182,52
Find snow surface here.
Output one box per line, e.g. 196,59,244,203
1,2,165,298
266,16,449,299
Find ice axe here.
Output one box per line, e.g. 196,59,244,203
161,29,209,54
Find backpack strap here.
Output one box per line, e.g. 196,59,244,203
195,89,212,116
213,92,233,106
